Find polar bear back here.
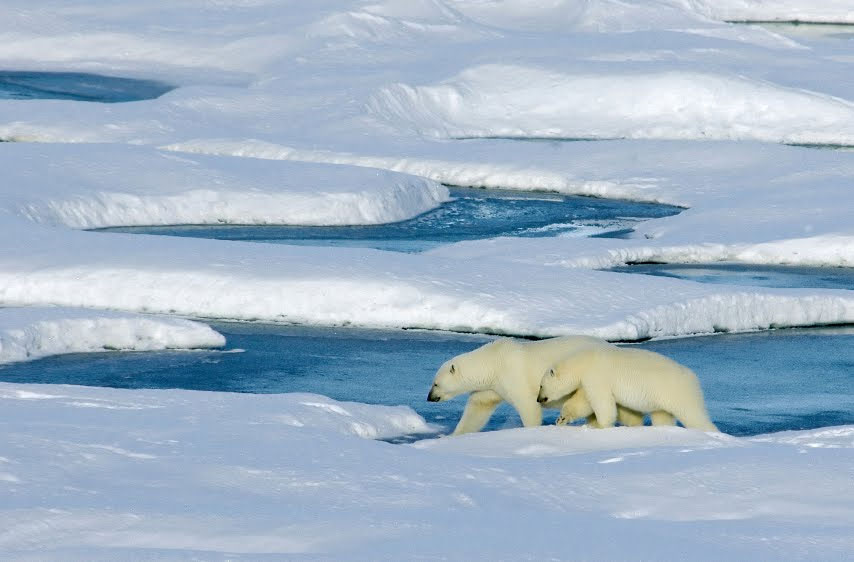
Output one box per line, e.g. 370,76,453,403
565,347,705,414
488,335,614,397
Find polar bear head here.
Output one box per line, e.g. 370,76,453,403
427,359,465,402
428,339,508,402
536,366,567,404
537,351,589,404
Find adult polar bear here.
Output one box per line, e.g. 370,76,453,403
427,336,644,435
538,347,718,432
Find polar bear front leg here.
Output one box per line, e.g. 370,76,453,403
556,389,594,425
517,399,544,428
584,383,618,428
617,407,645,427
504,389,543,428
452,390,503,435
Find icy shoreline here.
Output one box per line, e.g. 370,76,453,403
0,307,224,365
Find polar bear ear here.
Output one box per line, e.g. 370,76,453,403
549,369,555,377
450,364,456,375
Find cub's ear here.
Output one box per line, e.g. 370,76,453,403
549,369,555,377
450,364,456,375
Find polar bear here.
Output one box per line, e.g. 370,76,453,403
537,346,718,432
427,336,644,435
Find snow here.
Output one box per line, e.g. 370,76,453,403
0,143,448,228
691,0,854,24
0,4,851,340
368,65,854,144
0,307,224,365
1,216,852,340
1,382,853,559
447,0,854,29
1,1,854,558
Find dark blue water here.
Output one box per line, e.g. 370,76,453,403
610,263,854,290
100,187,680,253
1,322,851,438
0,71,173,103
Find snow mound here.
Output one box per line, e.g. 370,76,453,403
564,236,854,269
0,144,448,228
0,307,224,364
413,425,738,458
448,0,854,28
269,393,435,439
165,138,635,201
414,423,854,458
369,65,854,145
692,0,854,24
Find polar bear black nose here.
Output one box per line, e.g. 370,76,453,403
537,394,547,404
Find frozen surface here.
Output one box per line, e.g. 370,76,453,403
1,1,854,558
0,143,448,228
2,217,853,339
0,307,223,365
369,65,854,144
1,381,853,559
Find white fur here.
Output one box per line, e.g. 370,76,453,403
428,336,641,435
539,347,718,432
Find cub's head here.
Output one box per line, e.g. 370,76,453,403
536,366,562,404
427,359,464,402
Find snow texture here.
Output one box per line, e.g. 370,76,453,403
1,1,854,559
0,2,851,340
0,216,852,340
0,307,224,365
0,382,852,559
368,65,854,144
0,143,448,228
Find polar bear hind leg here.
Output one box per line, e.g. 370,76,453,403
650,411,676,426
617,407,644,427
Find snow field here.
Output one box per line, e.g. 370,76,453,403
0,1,853,559
0,218,851,340
0,382,852,559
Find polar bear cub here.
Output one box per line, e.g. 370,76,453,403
428,335,644,435
538,347,718,432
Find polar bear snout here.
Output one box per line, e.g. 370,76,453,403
427,388,442,402
536,391,548,404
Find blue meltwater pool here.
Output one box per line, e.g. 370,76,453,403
1,323,851,438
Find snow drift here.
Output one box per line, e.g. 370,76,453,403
369,65,854,145
0,307,224,364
